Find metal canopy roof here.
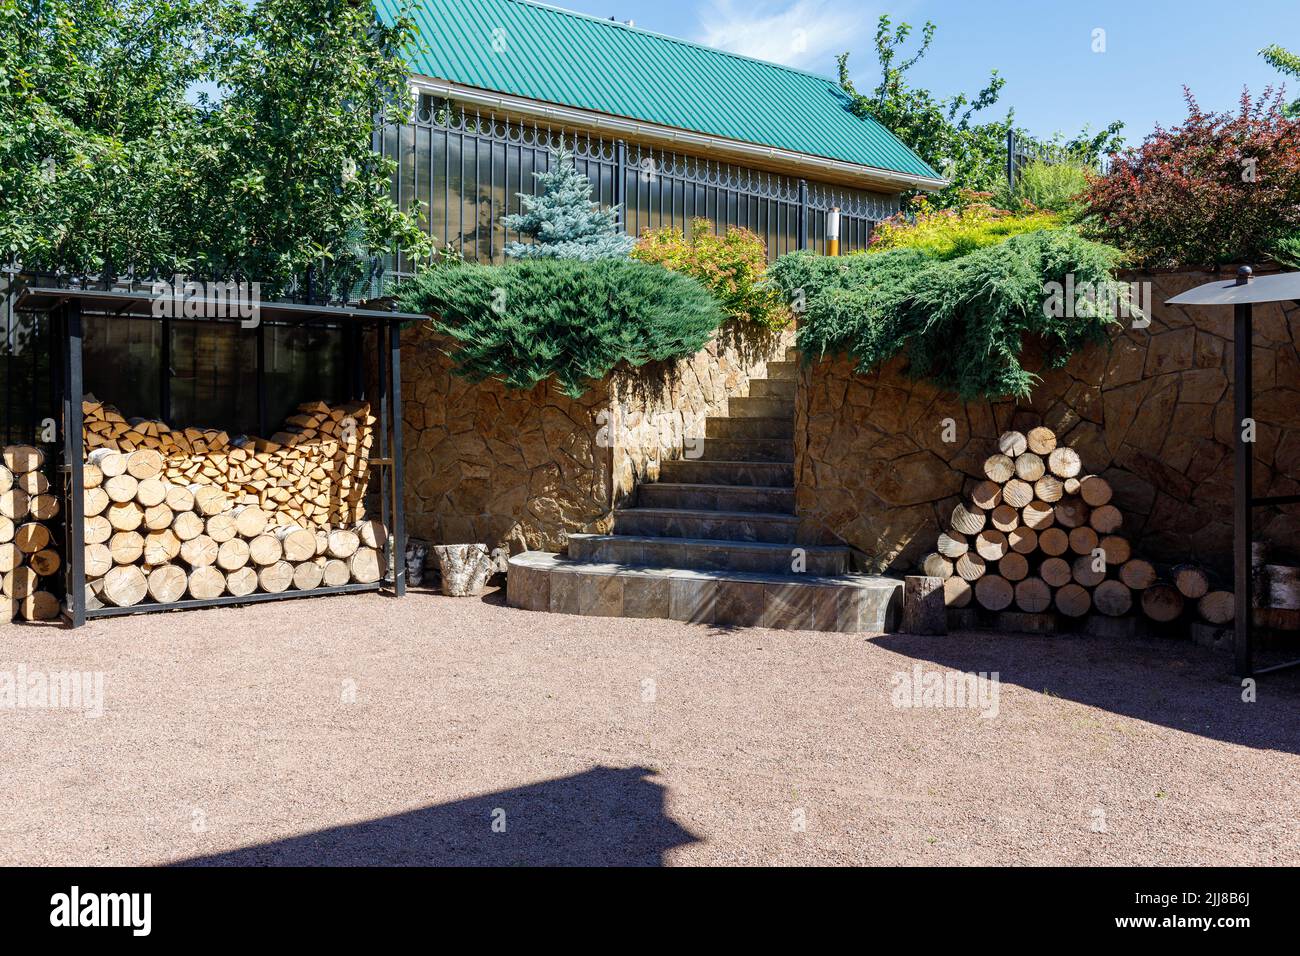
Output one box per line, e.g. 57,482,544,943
378,0,941,185
1165,269,1300,306
14,286,425,324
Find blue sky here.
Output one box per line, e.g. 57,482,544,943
544,0,1295,147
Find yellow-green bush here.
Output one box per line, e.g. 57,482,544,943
633,218,790,328
868,194,1061,260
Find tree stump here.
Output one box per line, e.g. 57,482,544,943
901,575,947,635
433,543,492,596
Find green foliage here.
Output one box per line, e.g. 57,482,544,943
632,218,789,327
395,258,724,397
1261,44,1300,116
0,0,430,296
768,231,1125,399
1007,159,1093,216
503,149,635,261
836,15,1123,208
868,194,1061,260
1271,232,1300,269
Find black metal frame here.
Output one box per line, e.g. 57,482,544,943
16,285,418,628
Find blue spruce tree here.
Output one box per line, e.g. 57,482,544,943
503,148,635,260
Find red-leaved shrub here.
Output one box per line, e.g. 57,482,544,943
1085,89,1300,268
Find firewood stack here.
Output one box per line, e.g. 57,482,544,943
2,445,61,621
922,427,1239,631
81,445,391,610
82,399,374,530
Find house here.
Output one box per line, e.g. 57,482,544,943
374,0,943,269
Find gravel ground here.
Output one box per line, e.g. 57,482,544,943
1,587,1297,866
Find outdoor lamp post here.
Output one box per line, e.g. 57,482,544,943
826,207,841,257
1166,266,1300,679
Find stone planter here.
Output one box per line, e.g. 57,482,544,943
433,543,493,597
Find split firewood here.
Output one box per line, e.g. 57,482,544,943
275,526,318,562
355,520,388,551
232,506,269,539
87,448,126,478
135,478,166,508
143,503,174,531
172,511,205,541
205,513,238,544
165,483,195,513
126,449,164,480
107,501,144,532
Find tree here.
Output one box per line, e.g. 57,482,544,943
1261,44,1300,116
503,149,635,260
837,15,1123,207
0,0,430,296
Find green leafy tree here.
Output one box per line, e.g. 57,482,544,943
1261,44,1300,116
0,0,430,296
837,16,1122,207
503,149,635,260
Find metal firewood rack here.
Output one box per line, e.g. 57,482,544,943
14,284,422,627
1167,267,1300,678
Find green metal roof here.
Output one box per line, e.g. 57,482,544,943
375,0,940,183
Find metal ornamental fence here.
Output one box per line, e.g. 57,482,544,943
381,100,899,275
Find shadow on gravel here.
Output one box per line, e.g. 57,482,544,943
172,765,699,866
873,630,1300,755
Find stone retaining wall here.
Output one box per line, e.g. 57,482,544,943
795,267,1300,575
401,321,792,555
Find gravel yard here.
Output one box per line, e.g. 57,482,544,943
1,587,1297,866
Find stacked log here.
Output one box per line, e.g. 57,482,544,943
2,445,61,620
81,450,389,609
82,398,374,530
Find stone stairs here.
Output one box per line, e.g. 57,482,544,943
508,350,903,631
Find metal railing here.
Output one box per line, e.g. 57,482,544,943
381,99,899,274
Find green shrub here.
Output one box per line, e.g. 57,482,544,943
633,218,790,327
1270,232,1300,269
1008,159,1093,216
868,194,1061,260
396,258,725,397
769,231,1126,399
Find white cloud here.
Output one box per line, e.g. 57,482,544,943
693,0,868,70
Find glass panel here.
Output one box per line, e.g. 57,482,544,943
264,324,347,431
168,321,257,433
83,316,162,422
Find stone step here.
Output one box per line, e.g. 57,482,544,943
748,377,796,401
764,360,798,381
705,415,793,440
785,347,799,362
658,458,794,487
568,533,851,574
507,552,902,633
700,437,792,463
727,395,794,419
613,506,799,543
637,482,794,514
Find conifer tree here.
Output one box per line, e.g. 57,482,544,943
503,149,635,260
